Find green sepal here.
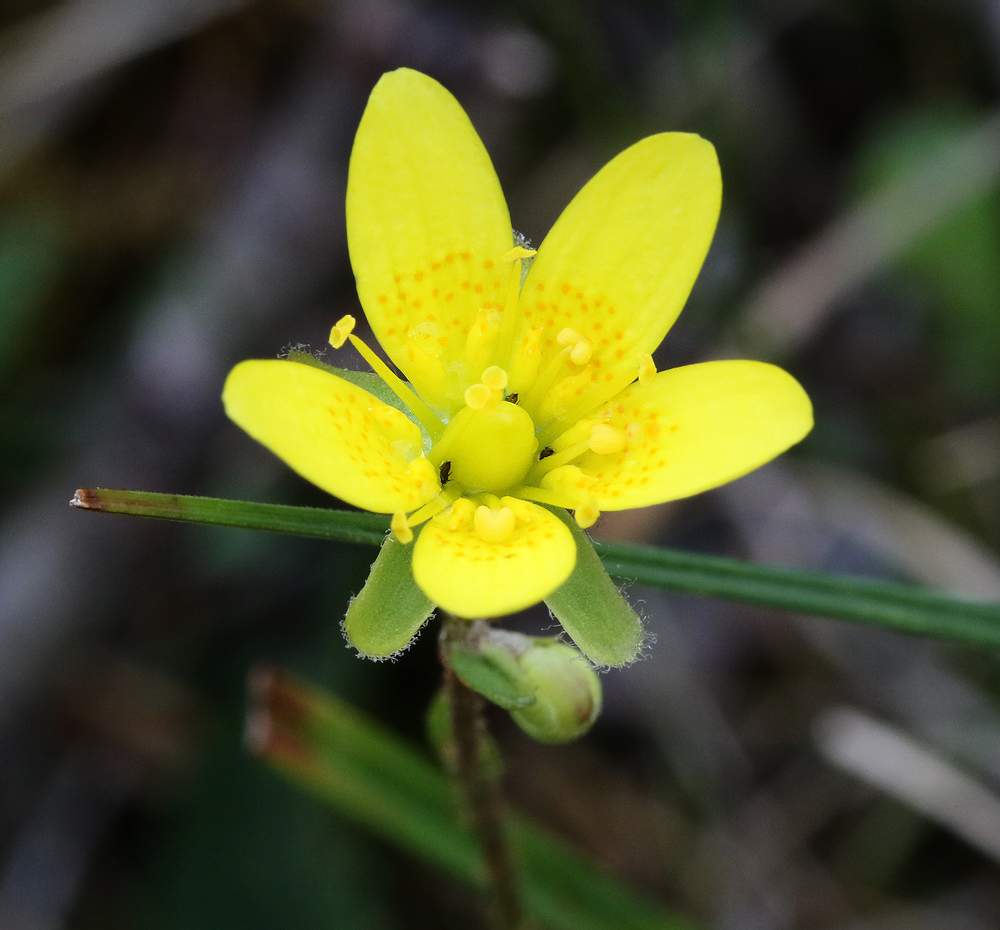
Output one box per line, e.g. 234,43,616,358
545,509,646,667
446,629,536,710
284,349,420,425
342,533,435,659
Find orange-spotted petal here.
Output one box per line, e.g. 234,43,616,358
411,497,576,618
510,133,722,437
223,359,440,514
346,68,514,414
560,360,812,510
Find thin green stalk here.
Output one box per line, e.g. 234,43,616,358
440,616,524,930
72,489,1000,648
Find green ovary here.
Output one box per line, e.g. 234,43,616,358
438,401,538,494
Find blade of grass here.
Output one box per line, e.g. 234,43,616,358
72,489,1000,648
249,668,700,930
594,539,1000,646
71,488,389,545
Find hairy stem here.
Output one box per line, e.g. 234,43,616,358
441,616,523,930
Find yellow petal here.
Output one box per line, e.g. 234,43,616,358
412,497,576,618
347,68,514,414
563,360,812,510
223,359,440,514
511,133,721,433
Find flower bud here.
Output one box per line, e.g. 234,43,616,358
508,640,602,744
443,624,602,743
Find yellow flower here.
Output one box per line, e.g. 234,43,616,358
222,69,812,651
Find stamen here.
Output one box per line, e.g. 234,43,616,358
464,382,494,410
474,504,516,543
516,465,599,515
518,343,575,413
346,334,443,438
446,497,476,531
542,464,598,496
525,438,592,482
481,365,509,392
492,247,534,368
574,500,601,529
511,485,579,510
569,339,593,365
638,354,657,386
390,512,413,544
502,245,537,261
406,488,458,529
464,308,501,366
404,455,440,490
507,328,543,394
329,314,356,349
557,328,581,346
589,423,626,455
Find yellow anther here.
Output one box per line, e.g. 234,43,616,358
589,423,626,455
474,504,516,543
464,382,494,410
502,245,537,261
540,464,597,496
574,500,600,529
329,314,356,349
638,354,657,387
557,327,582,347
390,512,413,544
481,365,509,391
404,455,439,490
569,339,593,366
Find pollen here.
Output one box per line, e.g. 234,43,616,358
474,504,516,543
329,314,356,349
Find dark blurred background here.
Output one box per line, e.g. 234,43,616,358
2,1,1000,928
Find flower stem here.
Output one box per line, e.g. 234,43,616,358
440,616,523,930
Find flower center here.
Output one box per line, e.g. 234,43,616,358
435,399,538,494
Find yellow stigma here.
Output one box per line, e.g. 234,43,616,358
474,504,516,543
437,400,538,494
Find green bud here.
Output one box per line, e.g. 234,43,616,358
509,639,602,744
443,623,602,743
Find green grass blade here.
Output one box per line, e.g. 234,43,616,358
72,490,1000,647
71,488,389,545
596,540,1000,646
249,668,700,930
